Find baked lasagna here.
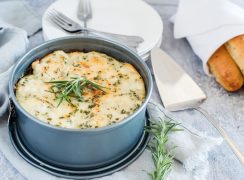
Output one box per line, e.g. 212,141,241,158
16,51,146,129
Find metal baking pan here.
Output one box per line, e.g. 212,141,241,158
8,36,153,169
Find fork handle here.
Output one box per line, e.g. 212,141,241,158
85,27,144,43
84,31,140,50
195,107,244,166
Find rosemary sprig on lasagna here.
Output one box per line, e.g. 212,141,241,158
46,77,105,107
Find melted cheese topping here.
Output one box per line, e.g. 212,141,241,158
16,51,146,129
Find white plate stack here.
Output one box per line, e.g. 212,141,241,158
42,0,163,61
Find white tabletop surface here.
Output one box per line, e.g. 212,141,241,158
1,0,244,179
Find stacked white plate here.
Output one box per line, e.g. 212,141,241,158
42,0,163,61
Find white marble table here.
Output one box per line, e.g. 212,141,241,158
1,0,244,179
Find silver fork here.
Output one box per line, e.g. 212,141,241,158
47,10,143,49
77,0,143,43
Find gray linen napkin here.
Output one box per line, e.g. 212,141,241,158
0,20,28,116
0,0,41,36
0,0,41,116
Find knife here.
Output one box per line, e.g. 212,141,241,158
151,47,244,166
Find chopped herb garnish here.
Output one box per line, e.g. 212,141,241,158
107,114,113,119
90,113,94,118
121,109,127,114
118,73,123,78
72,63,80,67
88,104,96,109
93,75,101,80
108,57,113,61
80,109,91,115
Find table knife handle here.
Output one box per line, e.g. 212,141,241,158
195,107,244,166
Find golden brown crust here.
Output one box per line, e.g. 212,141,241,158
225,35,244,75
208,45,243,92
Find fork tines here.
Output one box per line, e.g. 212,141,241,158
46,9,82,33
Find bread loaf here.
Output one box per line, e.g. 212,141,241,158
225,35,244,76
208,45,243,92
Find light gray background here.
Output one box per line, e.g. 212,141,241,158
0,0,244,179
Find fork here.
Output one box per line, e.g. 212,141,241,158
47,10,143,49
77,0,144,43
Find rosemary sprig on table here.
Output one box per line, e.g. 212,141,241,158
145,118,182,180
46,77,105,107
